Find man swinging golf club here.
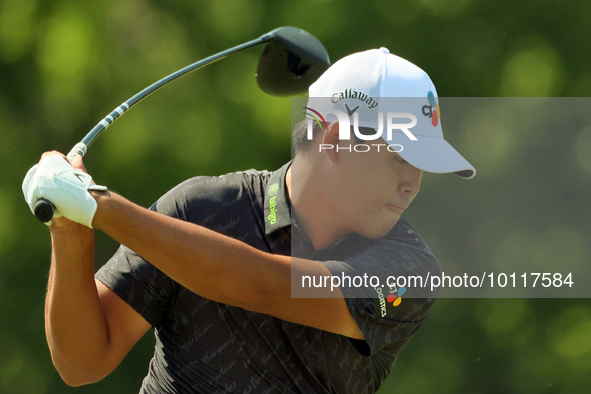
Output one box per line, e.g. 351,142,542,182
23,47,474,393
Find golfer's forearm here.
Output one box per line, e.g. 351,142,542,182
92,191,287,309
91,192,364,339
46,226,110,385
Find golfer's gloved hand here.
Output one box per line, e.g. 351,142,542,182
22,155,107,228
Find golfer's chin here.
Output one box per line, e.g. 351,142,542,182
356,214,400,240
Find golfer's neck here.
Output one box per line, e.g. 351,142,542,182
286,163,350,251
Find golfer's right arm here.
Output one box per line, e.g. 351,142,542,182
46,218,150,386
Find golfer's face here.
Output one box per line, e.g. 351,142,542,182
338,143,423,239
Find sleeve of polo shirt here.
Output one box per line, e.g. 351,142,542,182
94,197,179,327
321,225,441,355
94,176,209,327
95,243,176,327
94,173,250,327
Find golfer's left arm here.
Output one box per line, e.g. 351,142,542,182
91,190,365,340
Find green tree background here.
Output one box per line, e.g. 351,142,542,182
1,0,590,393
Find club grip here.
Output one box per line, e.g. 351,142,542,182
34,198,55,223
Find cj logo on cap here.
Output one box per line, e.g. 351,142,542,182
422,91,441,127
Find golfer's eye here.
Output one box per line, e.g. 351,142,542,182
392,152,407,164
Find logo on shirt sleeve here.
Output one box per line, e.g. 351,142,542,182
374,286,407,318
386,287,406,307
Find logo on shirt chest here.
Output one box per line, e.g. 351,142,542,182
268,183,279,196
267,183,279,225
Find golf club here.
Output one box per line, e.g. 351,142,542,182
34,26,330,223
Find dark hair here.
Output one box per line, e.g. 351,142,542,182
292,119,322,155
292,119,376,156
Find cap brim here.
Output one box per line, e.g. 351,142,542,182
388,133,476,179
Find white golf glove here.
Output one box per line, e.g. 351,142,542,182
22,155,107,227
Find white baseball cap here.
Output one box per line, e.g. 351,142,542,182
307,47,475,179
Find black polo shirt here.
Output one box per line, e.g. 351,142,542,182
95,162,441,393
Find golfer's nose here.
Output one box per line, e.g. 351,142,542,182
399,165,422,195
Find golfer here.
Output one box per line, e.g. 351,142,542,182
23,48,475,393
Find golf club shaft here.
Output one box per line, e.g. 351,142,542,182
73,34,270,158
35,33,273,223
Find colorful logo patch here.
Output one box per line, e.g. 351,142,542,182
421,91,441,127
386,286,406,307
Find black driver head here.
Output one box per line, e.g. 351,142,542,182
257,27,331,97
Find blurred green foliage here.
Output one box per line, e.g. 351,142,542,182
1,0,590,393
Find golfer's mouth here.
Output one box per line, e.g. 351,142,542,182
386,203,406,214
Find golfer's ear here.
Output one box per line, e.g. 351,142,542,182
322,121,341,163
